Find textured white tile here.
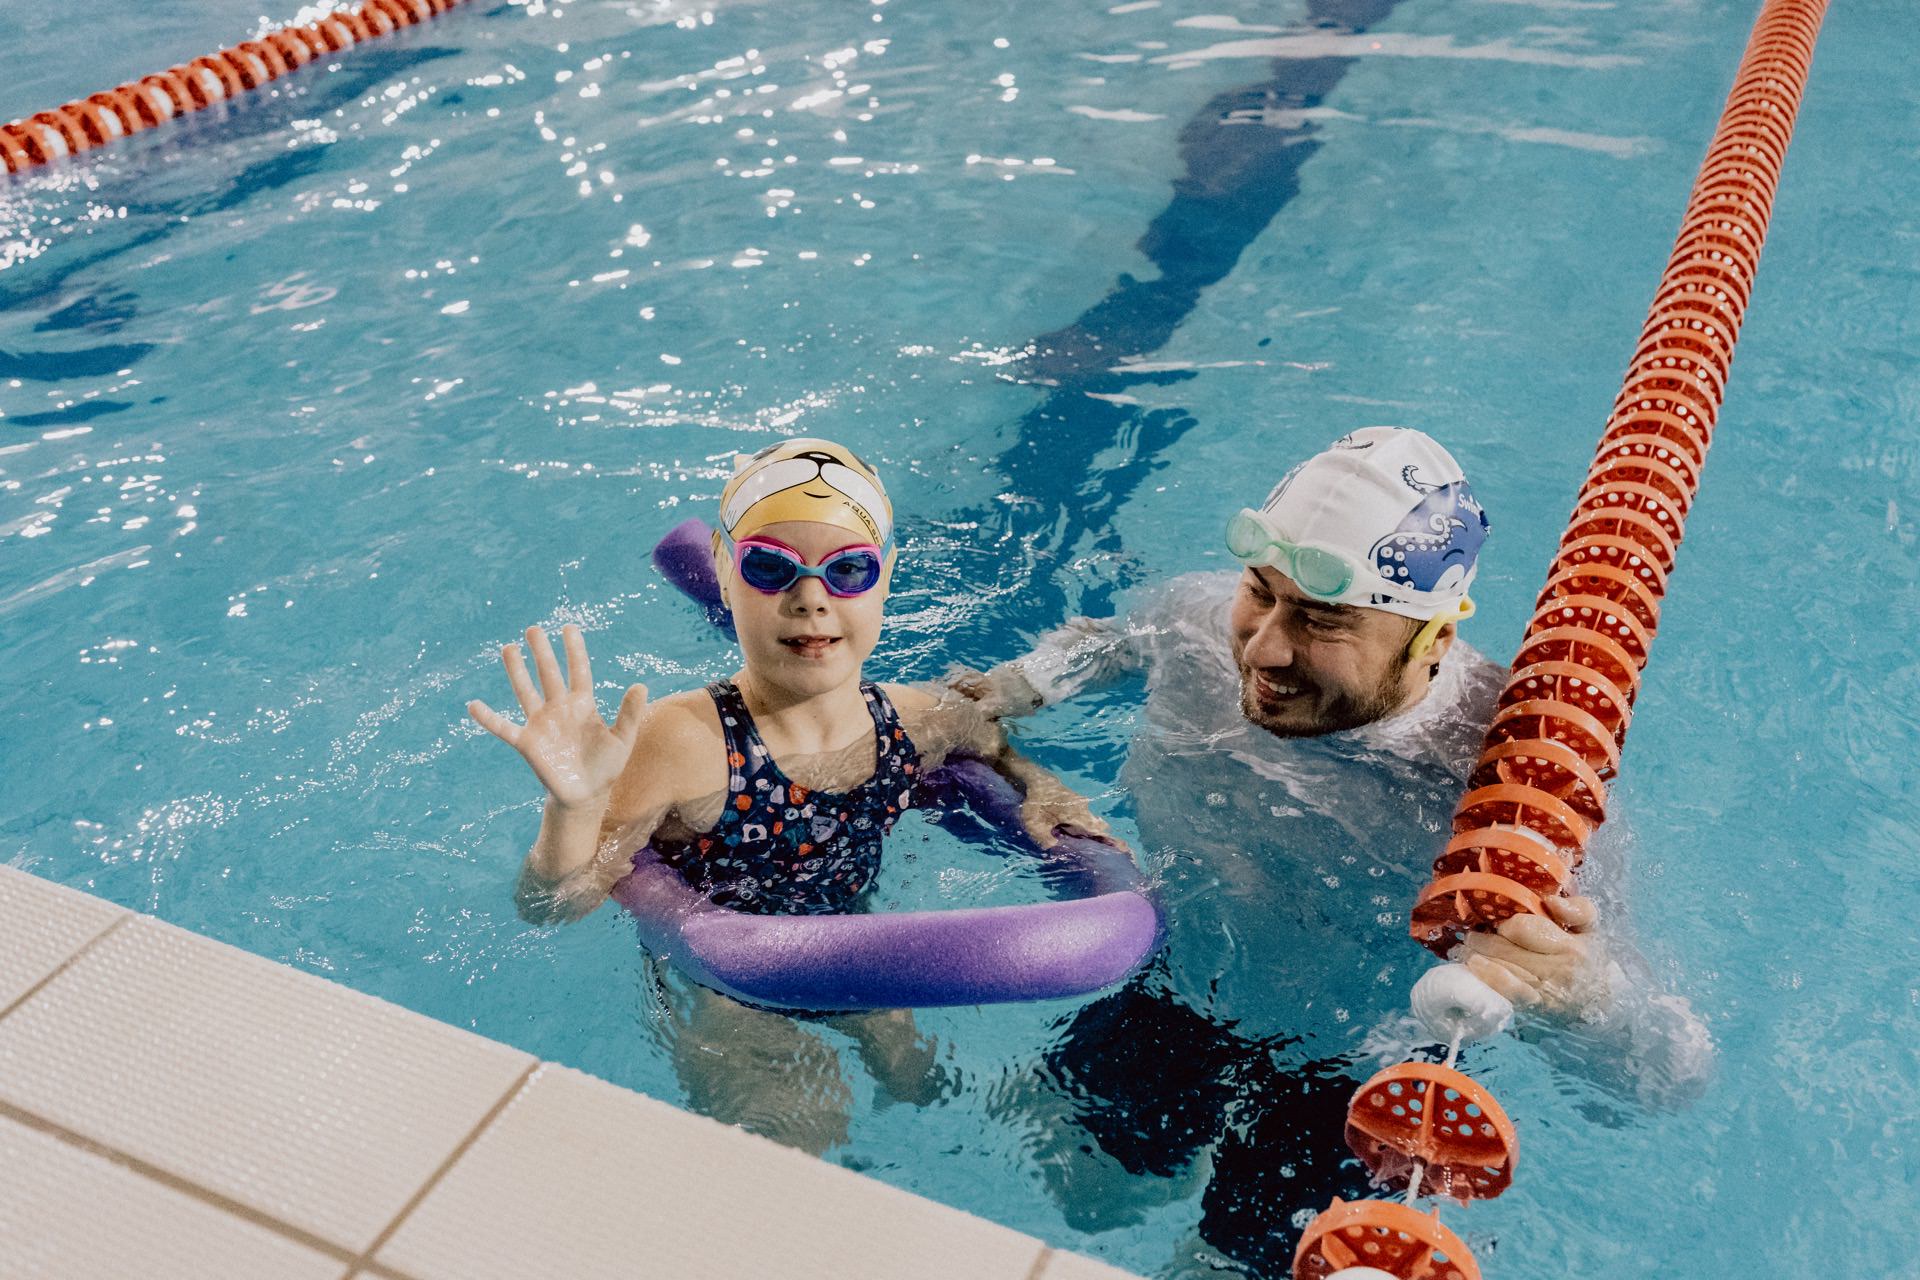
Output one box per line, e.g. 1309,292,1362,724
382,1063,1045,1280
0,865,124,1014
1038,1247,1150,1279
0,1111,347,1280
0,916,533,1254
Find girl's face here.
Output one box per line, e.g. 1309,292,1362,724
721,520,890,700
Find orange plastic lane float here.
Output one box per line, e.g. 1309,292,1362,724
1453,780,1593,853
1296,0,1829,1274
1345,1063,1519,1203
1562,499,1680,577
1294,1199,1480,1280
1511,626,1641,710
1405,0,1827,957
1483,696,1621,778
1467,738,1609,828
1430,826,1572,899
0,0,472,175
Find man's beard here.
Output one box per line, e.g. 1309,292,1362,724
1238,656,1410,739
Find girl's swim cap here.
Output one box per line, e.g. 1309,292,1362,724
1255,427,1490,621
718,438,892,548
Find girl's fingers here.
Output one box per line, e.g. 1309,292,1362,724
563,624,593,696
527,626,566,700
502,643,542,715
610,683,650,746
467,699,520,745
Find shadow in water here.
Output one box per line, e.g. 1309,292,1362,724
941,0,1405,654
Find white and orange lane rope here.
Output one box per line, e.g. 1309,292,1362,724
1295,0,1831,1277
0,0,472,175
0,0,1838,1272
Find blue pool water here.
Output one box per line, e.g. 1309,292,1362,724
3,0,1916,1274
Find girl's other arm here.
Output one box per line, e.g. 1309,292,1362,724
892,685,1115,849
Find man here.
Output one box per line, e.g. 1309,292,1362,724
961,428,1710,1277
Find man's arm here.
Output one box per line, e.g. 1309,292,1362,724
951,614,1152,718
1453,825,1715,1108
1408,643,1713,1105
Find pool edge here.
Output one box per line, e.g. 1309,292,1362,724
0,863,1143,1280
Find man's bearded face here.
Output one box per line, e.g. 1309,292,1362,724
1226,567,1422,738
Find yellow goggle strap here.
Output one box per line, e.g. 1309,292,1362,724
1407,597,1475,664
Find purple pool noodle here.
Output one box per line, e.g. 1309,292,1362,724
652,517,734,636
617,833,1159,1009
611,521,1162,1011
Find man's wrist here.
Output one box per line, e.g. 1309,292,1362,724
992,661,1047,714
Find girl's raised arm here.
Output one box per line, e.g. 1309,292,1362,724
468,623,656,922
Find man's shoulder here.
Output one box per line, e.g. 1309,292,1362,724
1122,570,1237,636
1442,640,1507,717
1373,638,1507,777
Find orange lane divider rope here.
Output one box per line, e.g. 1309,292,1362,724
0,0,472,176
1293,1,1830,1276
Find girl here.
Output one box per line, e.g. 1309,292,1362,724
468,437,1111,1151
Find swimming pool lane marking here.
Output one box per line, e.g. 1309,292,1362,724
0,0,474,176
1295,2,1831,1277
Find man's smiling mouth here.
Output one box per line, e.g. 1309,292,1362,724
1253,673,1303,700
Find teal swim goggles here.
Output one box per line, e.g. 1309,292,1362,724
1226,508,1374,602
1225,506,1469,610
1226,508,1415,602
1225,506,1474,659
1221,502,1474,656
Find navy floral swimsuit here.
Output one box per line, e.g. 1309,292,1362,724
663,680,921,916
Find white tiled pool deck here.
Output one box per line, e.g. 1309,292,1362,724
0,864,1144,1280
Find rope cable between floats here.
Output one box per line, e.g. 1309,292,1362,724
1,0,472,174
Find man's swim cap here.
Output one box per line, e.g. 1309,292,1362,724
1253,427,1489,621
718,438,893,548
